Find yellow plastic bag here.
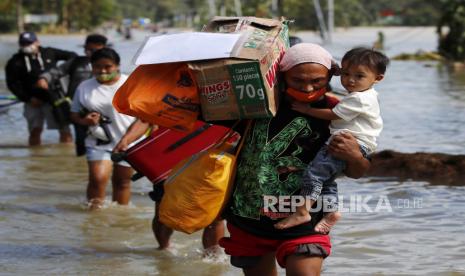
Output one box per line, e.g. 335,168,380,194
159,122,250,234
159,146,234,234
112,63,200,132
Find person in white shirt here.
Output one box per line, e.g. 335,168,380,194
70,48,143,209
275,47,389,232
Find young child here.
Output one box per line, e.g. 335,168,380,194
275,47,389,233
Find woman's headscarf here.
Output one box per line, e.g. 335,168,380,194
279,43,333,72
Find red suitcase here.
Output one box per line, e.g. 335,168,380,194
115,121,232,184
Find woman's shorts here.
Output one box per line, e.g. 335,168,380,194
219,223,331,268
86,147,131,167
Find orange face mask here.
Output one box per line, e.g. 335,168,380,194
286,87,327,103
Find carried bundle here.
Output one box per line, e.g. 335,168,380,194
113,63,199,132
114,16,290,127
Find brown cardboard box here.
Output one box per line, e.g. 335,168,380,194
189,16,289,121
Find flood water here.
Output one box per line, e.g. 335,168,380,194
1,27,465,275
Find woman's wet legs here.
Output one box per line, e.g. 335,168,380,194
286,255,323,276
111,164,133,205
87,160,112,209
243,252,278,276
152,202,174,249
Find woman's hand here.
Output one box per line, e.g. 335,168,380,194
112,119,151,153
291,101,310,114
84,112,101,126
327,132,362,161
277,166,300,174
35,78,49,90
113,137,129,153
328,132,370,178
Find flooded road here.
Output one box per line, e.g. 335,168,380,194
1,27,465,275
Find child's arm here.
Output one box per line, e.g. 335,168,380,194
291,102,341,121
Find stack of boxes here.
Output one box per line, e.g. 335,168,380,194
190,17,289,120
125,16,290,124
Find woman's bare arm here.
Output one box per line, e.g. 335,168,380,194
113,119,153,153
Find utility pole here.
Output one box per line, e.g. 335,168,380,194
220,4,226,16
327,0,334,43
312,0,328,42
16,0,24,33
61,0,69,32
271,0,278,18
208,0,217,18
234,0,242,16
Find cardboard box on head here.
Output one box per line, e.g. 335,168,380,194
190,16,290,121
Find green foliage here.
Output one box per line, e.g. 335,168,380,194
0,0,446,33
64,0,115,30
399,0,442,26
0,0,16,32
437,0,465,61
281,0,318,30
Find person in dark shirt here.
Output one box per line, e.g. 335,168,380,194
37,34,109,155
219,43,371,275
5,31,77,146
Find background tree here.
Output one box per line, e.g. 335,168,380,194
437,0,465,61
0,0,18,32
61,0,114,31
0,0,445,33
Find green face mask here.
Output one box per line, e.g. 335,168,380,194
96,71,119,82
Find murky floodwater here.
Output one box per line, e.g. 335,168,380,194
1,27,465,275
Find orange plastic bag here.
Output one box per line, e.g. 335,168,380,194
113,63,200,132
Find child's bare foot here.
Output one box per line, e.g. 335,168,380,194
274,211,311,229
314,212,341,234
